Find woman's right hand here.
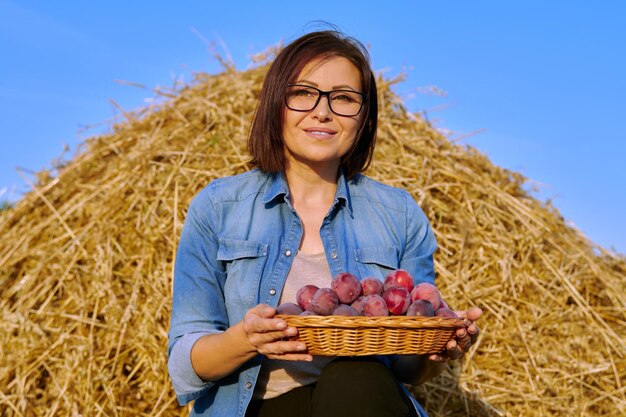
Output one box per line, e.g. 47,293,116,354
242,304,313,361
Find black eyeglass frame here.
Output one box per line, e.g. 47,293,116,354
285,84,367,117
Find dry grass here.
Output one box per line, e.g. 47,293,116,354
1,54,624,417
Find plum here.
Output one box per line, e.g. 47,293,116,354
435,307,458,318
409,282,442,310
384,269,414,292
300,310,318,316
361,277,384,296
333,304,360,316
406,300,434,317
276,302,303,315
361,294,389,317
296,284,319,311
382,286,411,315
331,272,362,304
310,288,340,316
350,296,366,314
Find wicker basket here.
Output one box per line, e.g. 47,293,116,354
275,314,467,356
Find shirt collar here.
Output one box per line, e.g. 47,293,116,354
334,169,353,215
262,171,290,204
261,169,353,215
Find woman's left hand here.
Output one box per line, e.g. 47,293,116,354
428,306,482,362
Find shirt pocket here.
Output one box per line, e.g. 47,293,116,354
217,238,269,306
354,246,399,280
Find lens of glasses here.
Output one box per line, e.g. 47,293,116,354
286,86,364,116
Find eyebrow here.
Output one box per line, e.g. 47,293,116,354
297,79,359,91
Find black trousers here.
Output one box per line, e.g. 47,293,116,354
245,358,419,417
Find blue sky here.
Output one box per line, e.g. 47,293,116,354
1,1,624,254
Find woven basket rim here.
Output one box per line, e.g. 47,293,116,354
275,314,467,329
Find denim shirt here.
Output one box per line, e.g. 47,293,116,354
168,168,437,417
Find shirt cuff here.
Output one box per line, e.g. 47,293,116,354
168,331,219,405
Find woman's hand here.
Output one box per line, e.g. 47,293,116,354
428,306,482,362
189,304,312,382
242,304,313,361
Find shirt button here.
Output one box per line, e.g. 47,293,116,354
245,382,252,389
330,251,337,259
284,250,292,257
269,288,277,296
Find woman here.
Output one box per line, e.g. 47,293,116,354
167,30,481,417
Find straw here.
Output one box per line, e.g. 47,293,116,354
0,49,624,417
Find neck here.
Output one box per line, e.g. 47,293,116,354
285,162,339,208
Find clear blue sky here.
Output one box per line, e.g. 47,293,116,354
1,1,625,255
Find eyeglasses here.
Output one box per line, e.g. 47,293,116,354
285,84,366,117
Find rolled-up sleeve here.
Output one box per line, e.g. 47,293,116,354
167,185,229,404
168,331,218,404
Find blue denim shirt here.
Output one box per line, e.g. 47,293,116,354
168,168,437,417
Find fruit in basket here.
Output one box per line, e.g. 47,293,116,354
410,282,442,310
361,294,389,316
384,269,415,292
350,296,366,313
310,288,340,315
331,272,362,304
382,286,411,315
406,299,435,317
300,310,317,316
361,277,384,296
333,304,360,316
296,284,319,311
435,307,458,318
292,271,450,320
276,302,303,315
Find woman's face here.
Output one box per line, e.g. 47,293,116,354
282,56,364,174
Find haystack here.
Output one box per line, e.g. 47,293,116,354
1,52,624,417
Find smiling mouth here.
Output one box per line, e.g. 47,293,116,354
305,128,337,138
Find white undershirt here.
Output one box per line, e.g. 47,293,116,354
253,251,335,400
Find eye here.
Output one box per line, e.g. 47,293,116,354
334,94,354,102
289,87,316,97
332,92,359,103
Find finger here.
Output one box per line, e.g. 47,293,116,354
245,313,288,334
428,353,449,362
245,317,286,334
468,324,480,344
266,353,314,361
248,327,299,345
453,310,466,319
257,340,308,356
457,333,472,352
454,328,472,351
467,307,482,321
446,339,462,360
453,307,482,321
248,304,276,318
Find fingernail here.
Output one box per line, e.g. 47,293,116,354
297,345,305,351
277,321,286,329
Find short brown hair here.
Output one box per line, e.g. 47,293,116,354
248,30,378,179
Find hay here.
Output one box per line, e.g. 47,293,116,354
1,53,624,417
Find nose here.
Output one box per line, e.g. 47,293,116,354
313,95,332,121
